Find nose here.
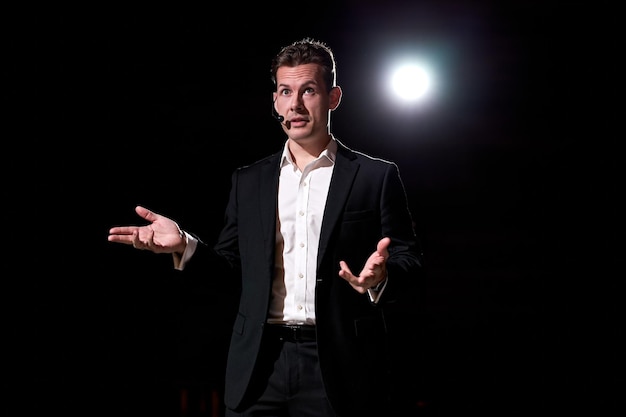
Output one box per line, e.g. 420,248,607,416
290,95,304,111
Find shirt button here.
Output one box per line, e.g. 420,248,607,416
299,242,305,248
298,273,304,279
297,305,303,310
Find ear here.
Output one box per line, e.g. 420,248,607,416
329,86,342,110
272,92,278,107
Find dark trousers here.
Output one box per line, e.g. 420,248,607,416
225,335,337,417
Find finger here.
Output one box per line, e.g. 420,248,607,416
377,237,391,258
107,235,134,245
131,231,143,249
108,226,138,235
338,260,354,279
139,226,153,248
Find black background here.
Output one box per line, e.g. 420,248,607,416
19,1,616,415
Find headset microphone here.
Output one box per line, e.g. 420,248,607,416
272,103,284,123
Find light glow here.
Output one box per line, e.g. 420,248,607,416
388,62,434,103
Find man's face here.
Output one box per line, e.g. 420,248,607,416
273,63,333,142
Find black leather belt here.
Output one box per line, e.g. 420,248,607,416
267,324,317,342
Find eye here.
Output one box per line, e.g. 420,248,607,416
279,88,291,96
304,87,315,95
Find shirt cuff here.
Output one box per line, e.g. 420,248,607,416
366,278,387,303
172,231,198,270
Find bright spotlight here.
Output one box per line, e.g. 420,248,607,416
389,62,434,103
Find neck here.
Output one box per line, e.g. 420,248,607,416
288,135,332,169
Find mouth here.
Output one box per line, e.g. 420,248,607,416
288,117,308,126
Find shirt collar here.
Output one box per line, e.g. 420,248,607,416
280,136,338,168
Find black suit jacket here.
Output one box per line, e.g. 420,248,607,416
193,139,423,415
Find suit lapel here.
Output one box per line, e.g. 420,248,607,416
259,153,281,263
317,142,359,270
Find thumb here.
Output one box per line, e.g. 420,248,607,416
135,205,158,223
377,237,391,258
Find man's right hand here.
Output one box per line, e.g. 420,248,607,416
108,205,186,255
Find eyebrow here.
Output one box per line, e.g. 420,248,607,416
277,80,319,89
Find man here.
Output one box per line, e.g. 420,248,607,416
108,37,424,417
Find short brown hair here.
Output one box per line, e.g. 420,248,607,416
270,38,337,93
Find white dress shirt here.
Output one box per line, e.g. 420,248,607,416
266,139,336,325
173,137,384,325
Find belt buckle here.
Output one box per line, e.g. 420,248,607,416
287,325,300,341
